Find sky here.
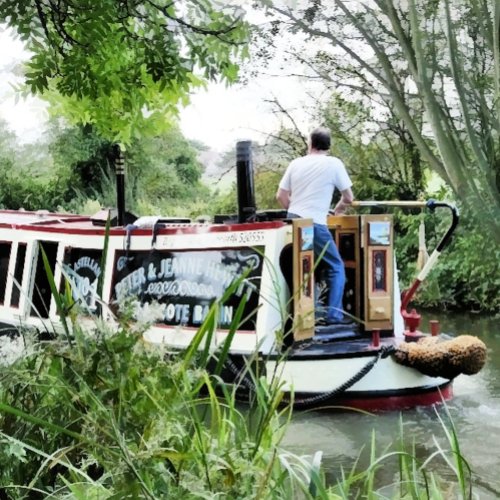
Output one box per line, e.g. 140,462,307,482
0,23,317,153
0,27,49,144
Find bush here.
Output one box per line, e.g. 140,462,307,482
395,208,500,314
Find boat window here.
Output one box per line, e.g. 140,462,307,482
10,243,27,308
31,241,58,318
0,242,12,304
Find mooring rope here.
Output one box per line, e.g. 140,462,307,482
225,344,395,408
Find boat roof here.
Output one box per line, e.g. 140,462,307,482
0,209,287,236
0,209,91,227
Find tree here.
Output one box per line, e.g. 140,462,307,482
0,118,17,171
126,127,210,210
258,0,500,241
1,1,249,143
321,94,426,200
45,120,209,213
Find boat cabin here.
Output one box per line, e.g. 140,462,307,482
0,205,402,354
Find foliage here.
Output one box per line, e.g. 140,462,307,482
0,262,318,497
209,169,283,218
323,94,427,201
47,121,115,204
395,204,500,314
0,119,63,210
0,317,304,498
0,325,478,498
257,0,500,242
0,119,211,215
47,120,211,215
1,0,250,143
326,411,473,499
0,118,18,167
420,220,500,313
126,127,210,213
0,116,51,179
0,165,67,211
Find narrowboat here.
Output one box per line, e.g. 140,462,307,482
0,141,486,411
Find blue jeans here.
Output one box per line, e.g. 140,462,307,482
313,223,346,321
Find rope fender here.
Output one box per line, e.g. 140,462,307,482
226,344,395,408
393,334,487,379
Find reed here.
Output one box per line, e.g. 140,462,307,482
0,266,319,498
0,264,475,498
327,410,473,499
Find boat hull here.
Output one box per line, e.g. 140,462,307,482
221,336,454,411
286,382,453,412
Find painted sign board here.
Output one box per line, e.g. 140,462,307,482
62,248,103,314
110,247,264,330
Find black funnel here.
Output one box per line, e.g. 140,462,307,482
111,143,125,226
236,140,256,223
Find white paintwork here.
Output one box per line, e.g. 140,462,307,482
266,355,448,393
417,249,440,281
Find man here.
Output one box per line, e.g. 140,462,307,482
276,127,354,325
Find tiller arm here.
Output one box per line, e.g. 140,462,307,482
399,200,459,311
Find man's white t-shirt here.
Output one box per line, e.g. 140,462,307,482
279,154,352,225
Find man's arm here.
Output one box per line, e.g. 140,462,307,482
333,187,354,215
276,187,291,210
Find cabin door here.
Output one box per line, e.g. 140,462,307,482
292,219,315,341
31,241,59,319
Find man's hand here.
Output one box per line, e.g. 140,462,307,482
333,187,354,215
276,188,291,210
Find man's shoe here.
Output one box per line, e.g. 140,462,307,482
315,316,328,325
326,317,355,326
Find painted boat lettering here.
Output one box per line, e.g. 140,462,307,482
62,251,103,312
215,230,265,245
112,248,263,329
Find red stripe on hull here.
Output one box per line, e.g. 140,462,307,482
6,220,286,236
292,383,453,412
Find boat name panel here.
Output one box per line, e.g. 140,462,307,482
110,247,264,330
63,248,103,313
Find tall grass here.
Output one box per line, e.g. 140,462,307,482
325,411,474,499
0,262,476,498
0,259,327,499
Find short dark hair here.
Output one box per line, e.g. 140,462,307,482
310,127,331,151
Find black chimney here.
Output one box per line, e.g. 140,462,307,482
236,140,256,223
111,143,125,227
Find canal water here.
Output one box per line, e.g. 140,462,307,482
283,313,500,498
